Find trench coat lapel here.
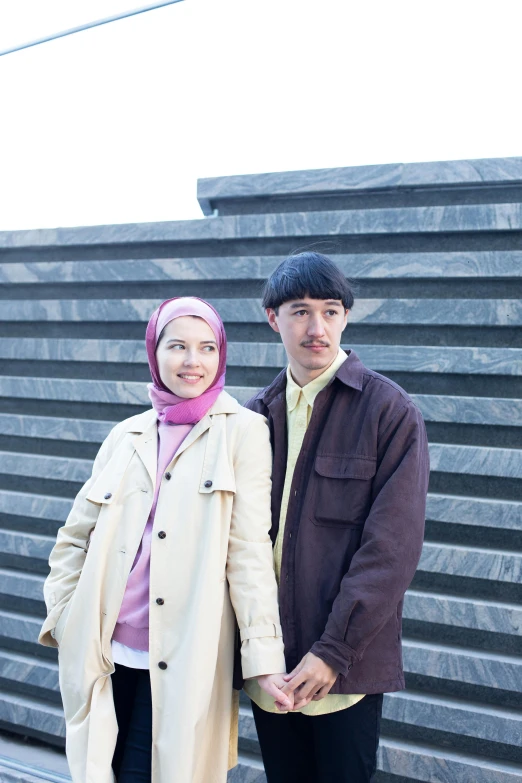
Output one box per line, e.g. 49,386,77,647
132,419,159,488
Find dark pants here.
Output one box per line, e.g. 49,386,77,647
252,694,383,783
111,664,153,783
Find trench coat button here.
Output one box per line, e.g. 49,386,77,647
104,492,112,500
158,531,166,539
156,597,164,605
158,661,168,670
165,472,171,481
204,480,213,488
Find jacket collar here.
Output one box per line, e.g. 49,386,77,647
260,349,365,407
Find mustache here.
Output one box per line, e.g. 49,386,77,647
300,340,330,347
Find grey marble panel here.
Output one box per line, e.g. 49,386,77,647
1,296,520,326
426,493,522,530
429,443,522,479
353,344,522,376
0,376,150,406
416,395,522,427
0,451,91,483
0,489,72,523
0,649,58,694
0,760,69,783
0,610,42,645
228,757,266,783
0,413,114,443
197,157,522,206
0,691,64,739
403,590,522,636
3,203,522,250
2,250,521,284
402,639,522,692
378,736,522,783
383,689,522,747
0,568,45,603
419,541,522,584
0,529,54,563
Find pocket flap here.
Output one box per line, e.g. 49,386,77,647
315,454,377,480
199,472,236,494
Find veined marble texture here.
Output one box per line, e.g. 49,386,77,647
0,450,91,483
378,736,522,783
0,650,58,695
383,689,522,748
429,443,522,479
0,692,65,738
0,610,47,646
419,541,522,584
426,493,522,530
227,759,266,783
402,638,522,692
2,338,522,378
3,203,522,250
1,250,521,284
0,489,72,523
0,529,54,563
0,413,114,443
403,590,522,635
415,395,522,427
197,157,522,205
1,296,520,326
0,376,150,406
0,569,45,603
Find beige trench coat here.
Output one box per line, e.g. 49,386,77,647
39,392,285,783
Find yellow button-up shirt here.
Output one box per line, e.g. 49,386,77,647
245,349,365,715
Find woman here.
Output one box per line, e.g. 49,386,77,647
39,297,291,783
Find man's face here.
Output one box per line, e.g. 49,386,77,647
266,297,349,385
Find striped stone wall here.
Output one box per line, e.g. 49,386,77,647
0,157,521,782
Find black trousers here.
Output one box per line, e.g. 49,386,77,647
252,694,383,783
111,664,153,783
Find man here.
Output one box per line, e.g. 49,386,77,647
244,252,430,783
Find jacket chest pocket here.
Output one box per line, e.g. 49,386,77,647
311,454,376,527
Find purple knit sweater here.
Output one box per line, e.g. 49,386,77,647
112,421,192,651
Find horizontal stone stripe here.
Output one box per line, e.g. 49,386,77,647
0,490,72,523
378,736,522,783
1,251,521,284
384,689,522,747
0,649,58,695
414,395,522,427
429,443,522,479
197,158,522,202
426,494,522,530
0,530,54,562
0,610,46,646
402,639,522,693
0,376,150,405
0,413,114,443
0,297,520,326
0,690,65,739
419,542,522,584
3,203,522,250
4,339,520,377
0,451,91,484
0,568,45,603
403,590,522,635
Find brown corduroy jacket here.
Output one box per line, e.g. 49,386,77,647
245,350,430,694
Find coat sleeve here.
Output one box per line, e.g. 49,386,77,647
226,413,287,679
38,426,118,648
310,401,429,677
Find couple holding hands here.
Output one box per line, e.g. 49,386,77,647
40,252,429,783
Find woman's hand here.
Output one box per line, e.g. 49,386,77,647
282,652,338,710
256,673,294,712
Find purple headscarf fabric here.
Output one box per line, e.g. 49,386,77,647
145,297,227,425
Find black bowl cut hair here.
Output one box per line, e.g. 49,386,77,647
262,252,355,312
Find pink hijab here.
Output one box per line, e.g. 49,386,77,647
145,297,227,425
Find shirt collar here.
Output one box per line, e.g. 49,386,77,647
286,349,348,411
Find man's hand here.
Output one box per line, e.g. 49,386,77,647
256,673,295,712
282,652,338,710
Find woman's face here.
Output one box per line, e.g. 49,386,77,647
156,316,220,398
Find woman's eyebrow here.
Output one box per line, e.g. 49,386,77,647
200,340,217,346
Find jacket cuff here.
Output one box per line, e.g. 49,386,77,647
241,635,286,680
310,634,358,678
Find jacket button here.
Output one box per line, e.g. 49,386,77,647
158,661,168,670
158,530,166,539
348,663,353,671
104,492,112,500
156,597,164,605
165,472,171,481
204,480,213,488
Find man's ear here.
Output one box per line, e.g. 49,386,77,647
266,308,281,333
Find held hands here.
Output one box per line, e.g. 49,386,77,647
282,652,338,710
256,673,294,711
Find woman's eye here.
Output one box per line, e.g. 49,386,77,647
170,344,184,350
202,346,215,352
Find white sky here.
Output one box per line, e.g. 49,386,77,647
0,0,521,230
